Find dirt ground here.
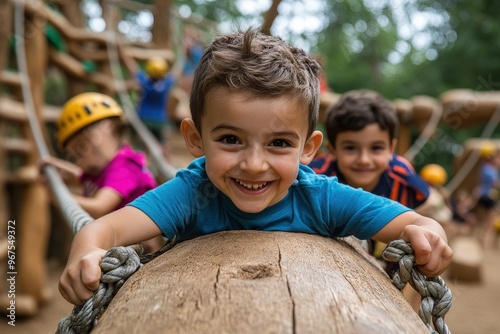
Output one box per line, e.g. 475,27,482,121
2,132,500,333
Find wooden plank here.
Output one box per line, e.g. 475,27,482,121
94,231,427,334
0,97,60,122
0,70,21,86
0,138,33,154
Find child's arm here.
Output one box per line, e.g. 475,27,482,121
41,156,82,185
58,206,162,305
372,211,452,277
73,188,123,219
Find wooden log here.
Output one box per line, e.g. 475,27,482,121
447,236,483,282
93,231,428,334
411,95,440,124
441,89,500,128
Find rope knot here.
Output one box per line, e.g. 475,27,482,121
382,240,452,334
56,246,143,334
56,237,177,334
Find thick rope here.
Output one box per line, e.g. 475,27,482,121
403,102,443,163
56,236,177,334
382,240,452,334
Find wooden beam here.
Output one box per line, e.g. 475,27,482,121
0,70,22,86
0,97,60,122
1,138,33,154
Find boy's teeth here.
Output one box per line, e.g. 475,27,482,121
236,179,267,189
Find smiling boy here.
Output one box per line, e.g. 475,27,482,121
59,30,452,306
310,90,429,209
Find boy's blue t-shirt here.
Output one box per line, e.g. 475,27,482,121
136,71,176,123
129,157,410,242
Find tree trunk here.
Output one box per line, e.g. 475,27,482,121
93,231,427,334
151,0,172,48
261,0,282,36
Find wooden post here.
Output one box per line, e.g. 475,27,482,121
0,0,12,228
15,1,51,311
151,0,172,49
58,0,88,97
93,231,428,333
393,99,413,156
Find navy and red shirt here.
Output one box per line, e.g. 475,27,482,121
309,152,429,209
309,152,430,273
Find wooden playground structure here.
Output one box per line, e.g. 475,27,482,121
0,0,499,332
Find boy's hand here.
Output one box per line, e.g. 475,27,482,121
399,224,453,277
58,249,107,305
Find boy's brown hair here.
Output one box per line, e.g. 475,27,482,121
325,90,399,146
189,28,321,138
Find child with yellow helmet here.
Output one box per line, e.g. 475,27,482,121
43,92,163,253
122,53,176,158
476,140,500,249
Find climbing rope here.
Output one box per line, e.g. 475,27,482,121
383,240,452,334
56,237,177,334
14,1,94,234
404,101,443,163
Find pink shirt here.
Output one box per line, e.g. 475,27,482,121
80,145,157,210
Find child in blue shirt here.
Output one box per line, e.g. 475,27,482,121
59,29,452,306
122,53,176,158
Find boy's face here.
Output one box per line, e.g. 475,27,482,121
182,89,322,213
328,123,395,192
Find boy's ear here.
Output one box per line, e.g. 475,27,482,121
300,130,323,164
181,118,204,157
390,138,397,153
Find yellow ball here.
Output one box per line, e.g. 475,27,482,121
420,164,447,187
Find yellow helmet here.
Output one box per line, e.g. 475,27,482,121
145,57,168,79
480,141,496,158
56,92,123,147
420,164,447,187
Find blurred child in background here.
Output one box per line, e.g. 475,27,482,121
475,142,500,249
179,27,204,94
42,92,163,253
122,53,176,159
449,189,476,235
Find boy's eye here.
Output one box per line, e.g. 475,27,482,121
371,145,386,152
270,139,291,148
342,145,356,151
219,135,240,145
